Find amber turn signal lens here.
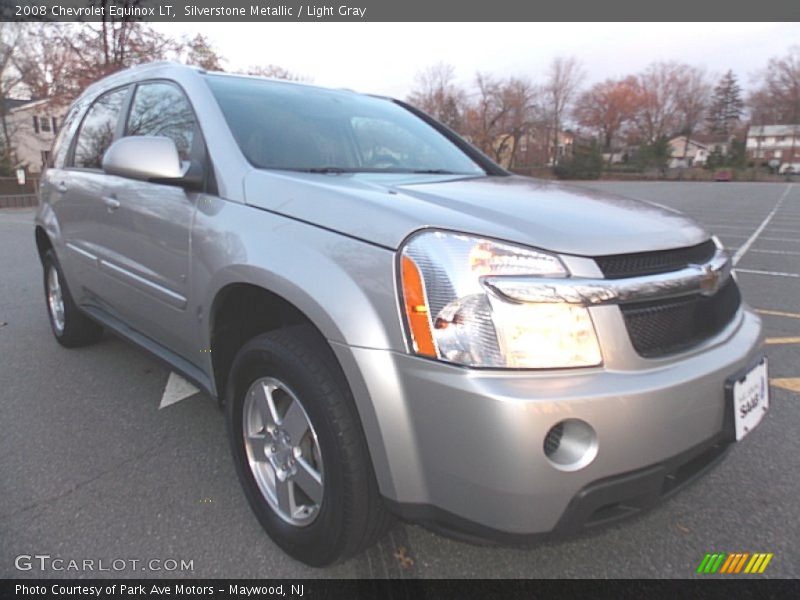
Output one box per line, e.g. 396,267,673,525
401,255,436,357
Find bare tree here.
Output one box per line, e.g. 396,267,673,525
496,77,540,167
407,62,466,130
7,15,184,103
574,76,640,155
674,65,711,159
462,72,511,161
632,61,684,143
57,12,178,95
459,73,541,167
749,45,800,125
12,24,80,111
544,56,584,165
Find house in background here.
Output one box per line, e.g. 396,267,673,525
2,98,65,174
667,136,709,168
548,130,575,166
747,124,800,173
601,149,627,164
667,133,739,169
493,128,576,170
696,133,736,156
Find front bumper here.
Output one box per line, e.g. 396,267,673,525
332,306,764,537
386,430,731,544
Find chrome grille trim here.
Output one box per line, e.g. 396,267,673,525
482,247,732,306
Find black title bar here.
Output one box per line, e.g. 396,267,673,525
1,0,799,22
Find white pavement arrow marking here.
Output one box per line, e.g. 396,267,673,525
159,372,201,409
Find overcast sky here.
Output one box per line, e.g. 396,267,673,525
153,22,799,98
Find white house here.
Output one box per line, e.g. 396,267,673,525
4,98,65,174
746,124,800,173
667,136,709,168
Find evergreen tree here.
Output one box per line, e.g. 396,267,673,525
706,70,743,135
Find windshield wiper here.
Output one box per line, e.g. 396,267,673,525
288,167,468,175
300,167,353,174
410,169,460,174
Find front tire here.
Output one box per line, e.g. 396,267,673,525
42,249,103,347
225,326,393,566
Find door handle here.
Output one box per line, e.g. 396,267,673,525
57,182,68,193
103,196,121,211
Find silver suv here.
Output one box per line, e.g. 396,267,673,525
36,63,768,566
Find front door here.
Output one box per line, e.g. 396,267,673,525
96,81,204,360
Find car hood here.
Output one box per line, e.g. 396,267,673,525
243,171,708,256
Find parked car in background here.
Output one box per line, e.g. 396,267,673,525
714,169,733,182
35,63,768,566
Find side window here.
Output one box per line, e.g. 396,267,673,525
72,88,128,169
126,82,197,162
51,105,81,169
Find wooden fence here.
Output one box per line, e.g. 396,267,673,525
0,194,38,209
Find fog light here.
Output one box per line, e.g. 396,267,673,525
544,419,598,472
543,422,565,457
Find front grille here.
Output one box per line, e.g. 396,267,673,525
620,278,741,358
596,240,716,279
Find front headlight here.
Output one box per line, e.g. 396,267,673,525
399,230,602,368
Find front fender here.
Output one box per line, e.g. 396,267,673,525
194,199,403,354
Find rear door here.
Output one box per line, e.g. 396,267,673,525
97,80,203,359
52,86,131,307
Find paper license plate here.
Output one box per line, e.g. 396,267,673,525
730,358,769,441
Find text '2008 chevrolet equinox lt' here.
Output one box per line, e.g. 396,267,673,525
35,62,769,566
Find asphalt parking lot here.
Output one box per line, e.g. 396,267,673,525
1,181,798,579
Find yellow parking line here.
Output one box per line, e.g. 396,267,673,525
756,309,800,320
771,378,800,393
765,337,800,345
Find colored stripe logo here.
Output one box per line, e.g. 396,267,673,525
696,552,773,574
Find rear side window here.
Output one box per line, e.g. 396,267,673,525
126,82,196,162
72,87,128,169
50,105,81,169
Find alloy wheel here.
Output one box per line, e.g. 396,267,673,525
242,376,324,526
47,264,66,334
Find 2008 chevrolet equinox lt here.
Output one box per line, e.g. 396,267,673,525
35,62,768,566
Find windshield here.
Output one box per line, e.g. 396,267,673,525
205,74,485,175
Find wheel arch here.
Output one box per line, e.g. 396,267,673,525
208,281,335,400
35,225,53,263
204,267,400,500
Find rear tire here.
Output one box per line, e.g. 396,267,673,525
42,249,103,347
225,325,393,566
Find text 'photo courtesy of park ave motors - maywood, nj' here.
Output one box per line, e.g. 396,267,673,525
14,583,301,597
42,4,369,18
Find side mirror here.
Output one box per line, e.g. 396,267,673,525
102,136,203,189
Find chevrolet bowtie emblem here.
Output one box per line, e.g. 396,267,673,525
698,264,721,296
